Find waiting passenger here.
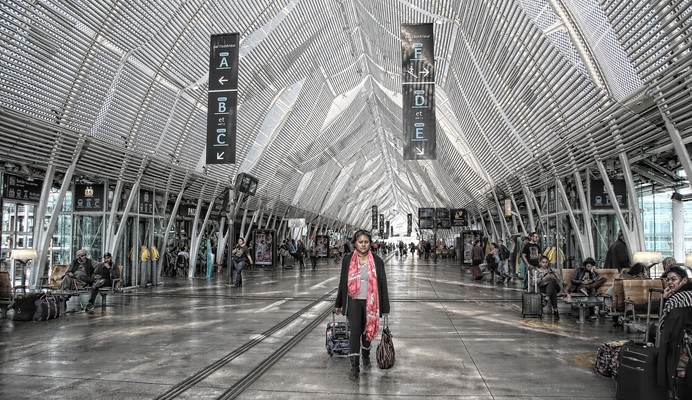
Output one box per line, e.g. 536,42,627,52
567,257,607,297
536,255,560,319
61,249,95,290
662,257,678,275
522,232,542,291
84,252,119,311
656,266,692,399
334,229,390,381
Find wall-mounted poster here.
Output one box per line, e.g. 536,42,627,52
315,235,329,257
252,229,275,266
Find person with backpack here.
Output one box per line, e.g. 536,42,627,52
496,239,512,284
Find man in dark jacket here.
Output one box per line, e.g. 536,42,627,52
604,231,630,271
84,252,120,311
63,249,96,289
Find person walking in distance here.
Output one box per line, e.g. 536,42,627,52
335,229,390,381
231,238,252,287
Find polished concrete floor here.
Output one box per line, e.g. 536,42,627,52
0,254,637,399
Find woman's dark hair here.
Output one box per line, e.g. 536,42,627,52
666,265,688,279
352,229,372,243
583,257,596,267
628,262,645,276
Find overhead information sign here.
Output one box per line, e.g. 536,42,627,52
401,23,436,160
206,33,239,165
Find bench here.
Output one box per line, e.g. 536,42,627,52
40,264,123,311
621,278,665,332
559,268,619,297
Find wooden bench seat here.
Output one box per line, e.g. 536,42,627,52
558,268,619,297
40,264,123,311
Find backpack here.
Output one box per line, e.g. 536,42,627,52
500,245,510,261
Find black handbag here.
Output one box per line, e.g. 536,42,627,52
376,315,395,369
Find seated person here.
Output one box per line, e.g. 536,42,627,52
656,266,692,399
84,252,120,311
61,249,95,289
536,255,560,319
567,257,607,297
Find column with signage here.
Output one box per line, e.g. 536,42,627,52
401,23,436,160
206,33,240,165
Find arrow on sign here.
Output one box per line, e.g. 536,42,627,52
218,76,228,85
217,152,225,159
416,147,425,155
421,67,430,78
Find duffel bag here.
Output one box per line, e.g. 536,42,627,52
12,293,42,321
33,292,61,321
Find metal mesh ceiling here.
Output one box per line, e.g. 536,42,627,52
0,0,689,232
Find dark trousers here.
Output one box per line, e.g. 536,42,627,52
568,276,607,295
539,279,560,308
89,278,111,304
346,297,371,356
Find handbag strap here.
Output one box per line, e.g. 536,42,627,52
383,314,389,328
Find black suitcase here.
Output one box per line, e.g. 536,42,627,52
616,341,666,400
522,270,543,318
326,312,350,357
12,293,42,321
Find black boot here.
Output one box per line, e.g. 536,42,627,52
349,355,360,380
362,345,372,369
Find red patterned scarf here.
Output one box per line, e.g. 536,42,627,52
347,250,380,341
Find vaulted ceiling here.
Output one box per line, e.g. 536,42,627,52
0,0,690,233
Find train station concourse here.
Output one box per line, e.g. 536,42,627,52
0,0,691,399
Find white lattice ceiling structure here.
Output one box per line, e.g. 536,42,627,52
0,0,690,231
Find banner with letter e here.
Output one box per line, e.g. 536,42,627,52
401,23,436,160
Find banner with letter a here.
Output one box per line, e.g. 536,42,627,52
401,23,436,160
207,33,239,165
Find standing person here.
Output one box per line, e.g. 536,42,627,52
471,240,484,267
309,246,317,269
604,231,630,271
522,232,542,291
231,238,252,287
278,240,289,268
536,255,560,319
497,239,512,284
84,252,120,311
334,229,390,381
656,266,692,399
296,240,307,270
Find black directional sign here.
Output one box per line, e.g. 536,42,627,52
401,23,436,160
206,33,239,165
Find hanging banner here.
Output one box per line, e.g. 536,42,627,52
418,207,434,229
74,184,105,211
591,179,628,209
379,214,384,233
407,213,412,236
2,174,42,203
371,206,378,231
206,33,239,165
139,190,154,215
401,23,436,160
435,208,450,229
451,208,468,227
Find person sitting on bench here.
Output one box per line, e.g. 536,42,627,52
536,255,560,319
84,252,119,311
568,257,607,297
61,249,95,290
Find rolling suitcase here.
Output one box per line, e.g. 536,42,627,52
615,341,665,399
326,312,350,357
522,270,543,318
470,265,483,280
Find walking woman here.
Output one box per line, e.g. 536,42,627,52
334,229,390,381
